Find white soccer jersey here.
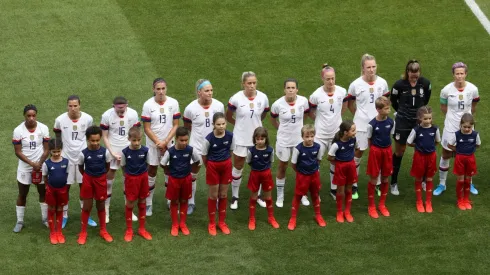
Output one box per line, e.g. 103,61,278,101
141,96,181,148
53,112,93,163
13,122,50,172
100,107,140,148
228,90,269,147
309,85,347,140
183,99,225,154
271,95,309,147
348,76,389,131
441,81,480,133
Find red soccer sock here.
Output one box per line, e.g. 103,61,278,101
290,195,301,218
345,190,352,213
265,198,274,218
98,209,106,231
48,209,55,233
379,182,389,207
311,192,321,215
180,201,188,225
138,203,146,229
170,202,179,226
218,197,227,224
368,183,376,207
249,198,257,220
463,179,471,201
456,180,464,202
208,198,217,225
336,192,344,212
125,206,133,229
415,180,423,203
56,210,63,233
81,209,90,233
426,181,433,203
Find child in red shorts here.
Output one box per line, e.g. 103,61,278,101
120,127,152,242
447,113,480,210
201,112,234,236
366,96,394,219
288,124,326,230
160,126,201,236
407,106,441,213
42,139,69,244
246,127,279,230
327,120,358,223
77,126,113,245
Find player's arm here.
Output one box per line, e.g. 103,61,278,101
390,83,400,112
440,88,448,115
327,143,338,163
245,150,252,164
105,150,111,173
163,118,180,146
39,138,50,168
290,148,299,172
471,101,478,116
424,81,432,105
261,99,270,121
191,150,201,174
367,124,373,147
13,143,38,170
347,99,356,115
120,154,126,172
42,163,48,185
308,97,317,120
226,102,236,125
102,129,118,160
53,118,62,140
143,121,160,145
476,133,481,149
341,100,348,115
159,150,170,175
184,121,192,132
183,106,193,132
406,129,416,147
270,114,279,129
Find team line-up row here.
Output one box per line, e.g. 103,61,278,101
12,55,480,244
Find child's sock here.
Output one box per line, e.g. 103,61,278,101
138,203,146,229
368,183,375,207
208,198,217,224
415,180,423,202
125,206,133,229
249,198,257,220
265,198,274,218
48,209,55,233
179,201,189,225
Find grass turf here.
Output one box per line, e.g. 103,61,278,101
0,0,489,274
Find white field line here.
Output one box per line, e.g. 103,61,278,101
464,0,490,35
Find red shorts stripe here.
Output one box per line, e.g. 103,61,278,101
124,172,150,201
45,185,69,206
166,174,192,200
333,160,358,186
410,151,437,178
80,174,107,200
453,154,477,177
247,169,273,193
366,145,393,177
206,159,232,185
295,171,321,196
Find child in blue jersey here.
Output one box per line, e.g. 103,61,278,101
246,127,279,230
327,121,358,223
160,126,201,237
77,126,113,245
120,127,152,242
42,139,69,245
366,96,395,219
407,106,441,213
288,124,326,230
202,112,234,236
448,113,480,210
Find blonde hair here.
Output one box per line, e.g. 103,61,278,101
375,96,390,109
241,71,256,83
301,124,315,137
195,79,211,97
361,54,376,75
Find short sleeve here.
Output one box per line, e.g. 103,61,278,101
270,101,279,118
291,148,299,164
406,129,416,144
263,95,270,112
141,102,151,122
53,117,61,132
382,80,390,96
230,136,236,151
309,92,318,108
78,154,84,165
42,163,48,176
347,82,356,100
328,143,339,157
172,101,181,120
217,101,225,113
476,133,481,146
472,87,480,102
160,151,170,166
201,139,210,156
270,149,274,163
183,105,193,123
105,150,112,163
302,97,310,113
42,125,50,142
366,124,373,138
318,145,326,160
435,128,441,143
100,112,109,130
246,150,252,164
440,87,448,105
228,94,238,111
390,121,396,135
120,153,126,167
87,115,94,127
191,149,202,164
12,128,22,145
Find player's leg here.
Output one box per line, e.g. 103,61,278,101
136,172,151,240
105,168,116,223
124,199,136,242
56,186,68,243
187,162,200,215
344,184,354,222
147,165,158,215
248,188,259,231
208,184,219,236
378,149,392,216
353,130,368,200
95,198,113,242
436,130,453,195
217,183,230,234
275,145,289,208
178,175,192,235
166,175,179,236
230,148,246,210
288,173,305,231
36,183,48,227
391,122,411,196
62,163,76,227
336,185,345,223
262,170,278,228
310,172,326,227
14,174,30,233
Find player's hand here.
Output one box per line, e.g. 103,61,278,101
157,140,168,150
31,162,41,171
112,152,122,161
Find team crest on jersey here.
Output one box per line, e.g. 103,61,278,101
459,94,464,100
250,103,254,109
205,112,209,117
377,87,382,93
73,125,77,131
420,88,424,96
120,120,124,126
369,87,374,94
258,102,262,108
411,89,416,96
290,109,295,114
329,98,334,104
160,108,165,113
30,135,34,141
395,133,400,140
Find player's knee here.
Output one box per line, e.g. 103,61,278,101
232,167,243,179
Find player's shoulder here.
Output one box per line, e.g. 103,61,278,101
142,97,154,107
13,123,25,133
393,78,405,88
166,96,179,105
311,86,324,96
101,108,114,118
297,94,309,104
335,85,347,95
126,107,139,117
225,130,234,138
418,76,431,86
211,98,224,108
37,121,49,132
465,81,478,91
80,111,93,121
349,76,364,87
55,112,69,121
256,90,268,100
441,82,454,92
229,90,244,100
376,75,388,84
184,99,199,111
272,96,285,107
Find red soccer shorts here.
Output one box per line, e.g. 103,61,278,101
295,171,321,196
206,159,232,185
247,169,273,193
453,153,477,177
81,173,107,200
124,172,150,201
166,174,192,200
45,185,68,206
367,145,393,177
410,151,437,178
333,160,358,186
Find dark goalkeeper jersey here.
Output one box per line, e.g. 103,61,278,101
390,77,431,124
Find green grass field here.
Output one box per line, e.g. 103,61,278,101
1,0,489,274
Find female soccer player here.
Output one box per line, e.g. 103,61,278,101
270,78,310,207
201,112,234,236
309,64,348,201
435,62,480,196
447,114,480,210
183,79,225,215
12,104,50,233
389,60,432,195
142,78,181,214
407,106,440,213
347,54,390,198
246,127,279,230
226,72,270,210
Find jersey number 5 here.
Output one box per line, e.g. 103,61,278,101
291,114,296,123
